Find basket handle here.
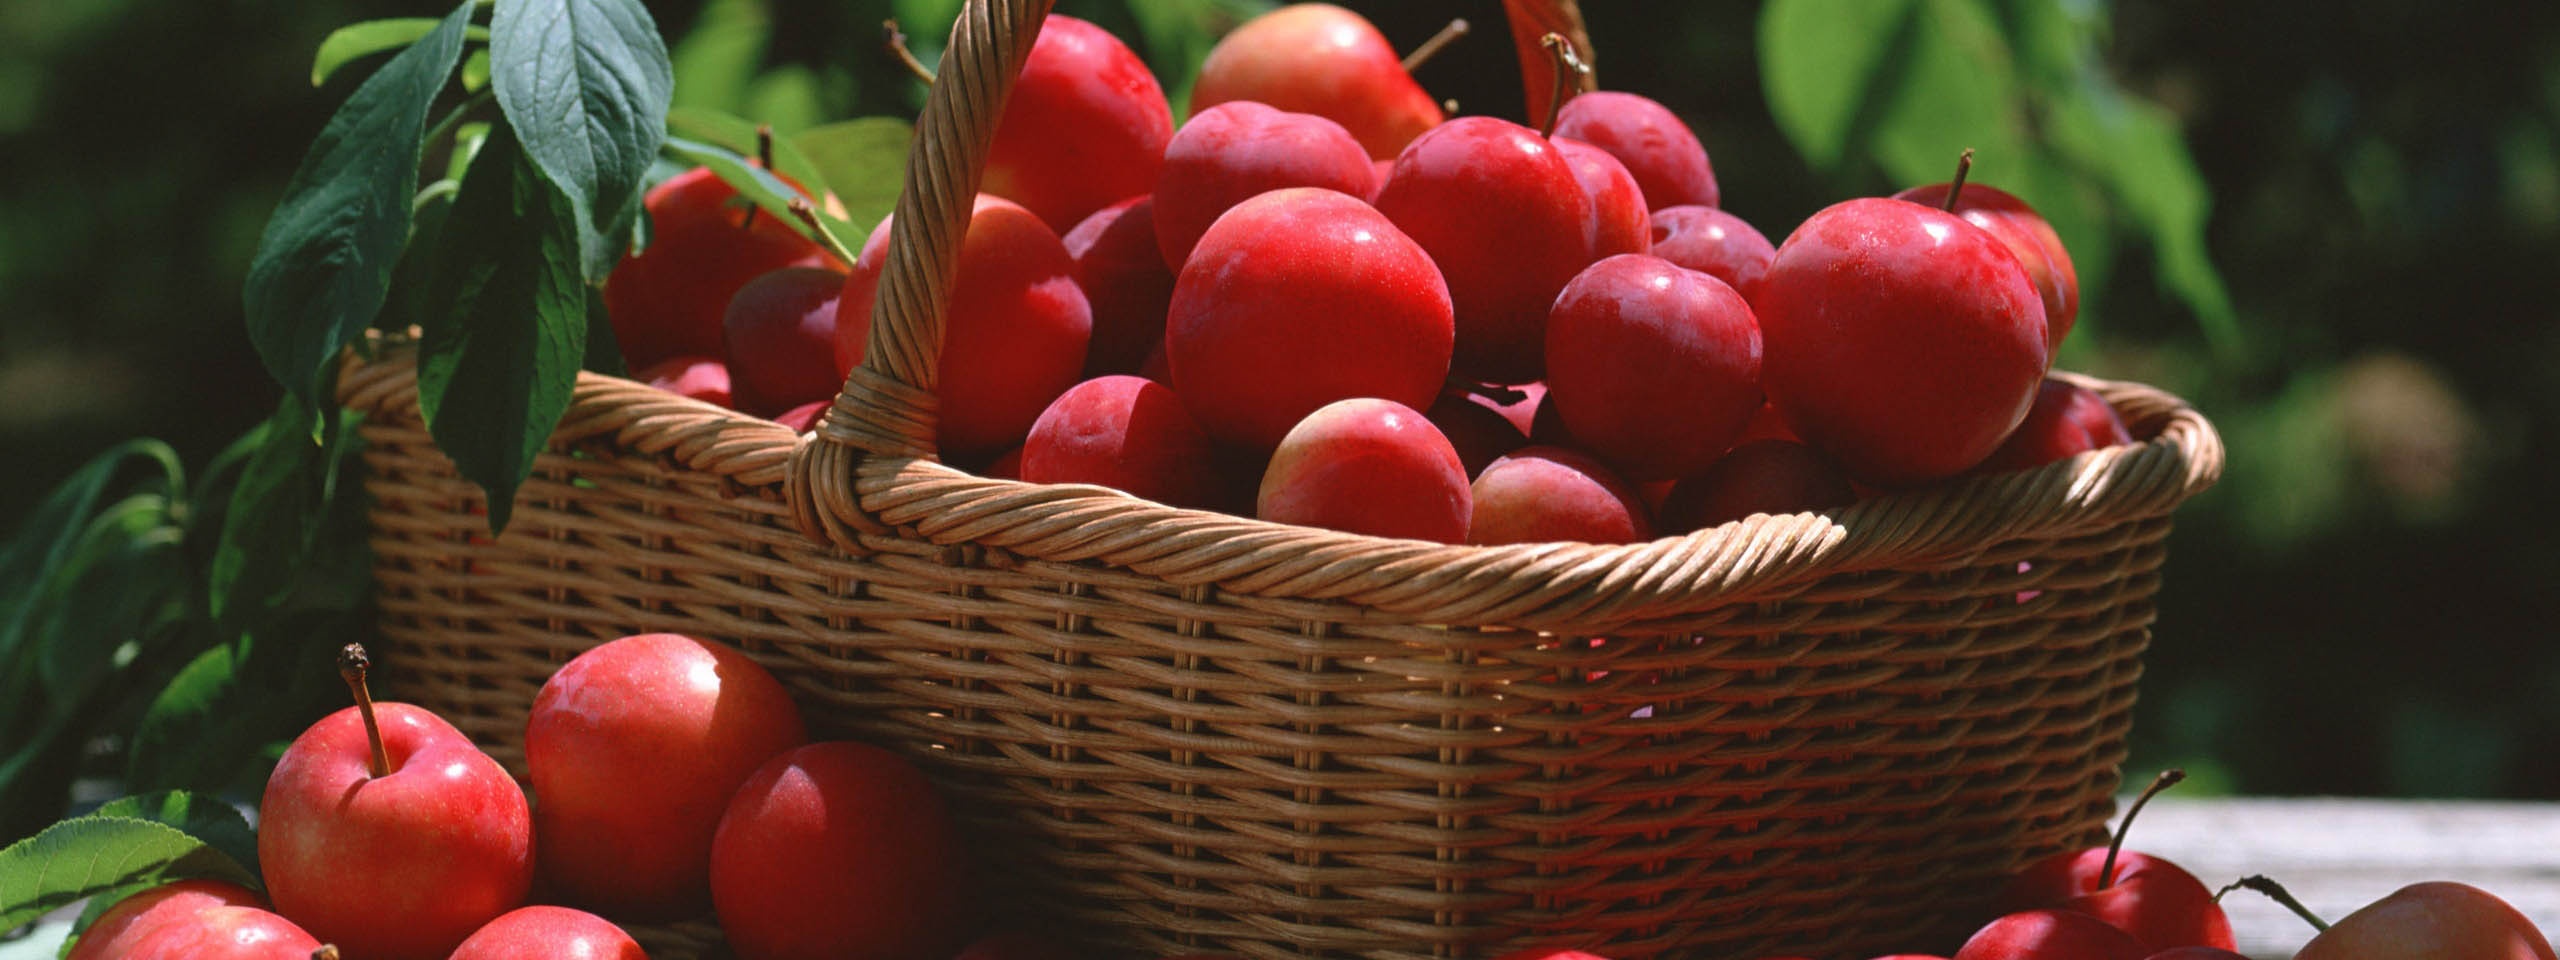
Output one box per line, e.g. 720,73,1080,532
791,0,1591,541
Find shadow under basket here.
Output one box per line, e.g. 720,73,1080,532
341,347,2219,960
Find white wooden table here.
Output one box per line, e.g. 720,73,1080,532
2111,797,2560,959
5,797,2555,959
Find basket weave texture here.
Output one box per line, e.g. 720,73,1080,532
336,1,2226,957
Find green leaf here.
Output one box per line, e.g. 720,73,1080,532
207,402,320,624
660,136,852,252
0,441,182,675
583,284,627,377
1865,0,2026,188
126,624,347,801
31,493,185,699
0,816,258,930
243,1,474,413
461,48,492,93
2050,86,2242,354
1758,0,1918,171
665,106,831,206
311,18,492,88
667,0,770,116
89,792,259,883
416,126,587,533
792,117,912,235
489,0,674,281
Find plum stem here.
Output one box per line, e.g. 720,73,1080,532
1537,33,1591,139
338,644,389,779
1401,18,1470,73
883,20,938,84
1943,148,1976,212
2097,768,2183,891
2219,875,2331,932
312,947,342,960
788,197,861,267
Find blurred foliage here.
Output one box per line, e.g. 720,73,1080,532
3,0,2559,805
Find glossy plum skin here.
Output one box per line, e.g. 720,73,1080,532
2000,847,2234,953
710,742,966,960
259,703,533,960
1650,205,1776,299
1551,91,1720,210
1191,3,1442,161
1953,910,2149,960
1753,197,2048,487
1166,188,1452,451
604,166,829,367
66,880,264,960
981,15,1173,233
639,355,733,409
772,400,828,433
1657,440,1856,533
1972,379,2134,475
1467,446,1651,545
1258,398,1471,544
1556,138,1652,259
1022,375,1223,509
836,195,1092,461
1061,196,1175,378
448,906,649,960
1892,182,2079,350
2295,882,2558,960
116,906,322,960
724,266,847,416
1374,117,1595,383
526,633,809,921
1152,101,1375,271
1546,254,1763,481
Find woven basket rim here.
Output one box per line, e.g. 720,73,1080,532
339,343,2220,632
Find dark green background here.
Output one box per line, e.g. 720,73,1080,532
3,0,2556,798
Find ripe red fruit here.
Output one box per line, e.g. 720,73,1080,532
1546,254,1763,480
1467,446,1651,545
710,741,966,960
1061,196,1175,378
1022,375,1224,509
1152,101,1375,271
1892,182,2079,350
983,445,1025,480
1258,398,1470,543
604,166,830,367
981,15,1173,233
1974,379,2135,475
1649,205,1775,299
259,649,532,960
1753,197,2048,486
1192,4,1443,161
1374,116,1596,383
527,633,809,921
67,880,264,960
2295,882,2557,960
1657,440,1856,533
2000,771,2234,954
1550,91,1720,210
1166,187,1452,450
723,266,848,416
1555,138,1651,259
2145,950,2250,959
448,906,647,960
1954,910,2150,960
638,355,733,408
116,905,322,960
836,194,1092,461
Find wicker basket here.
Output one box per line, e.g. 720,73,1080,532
335,1,2225,957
